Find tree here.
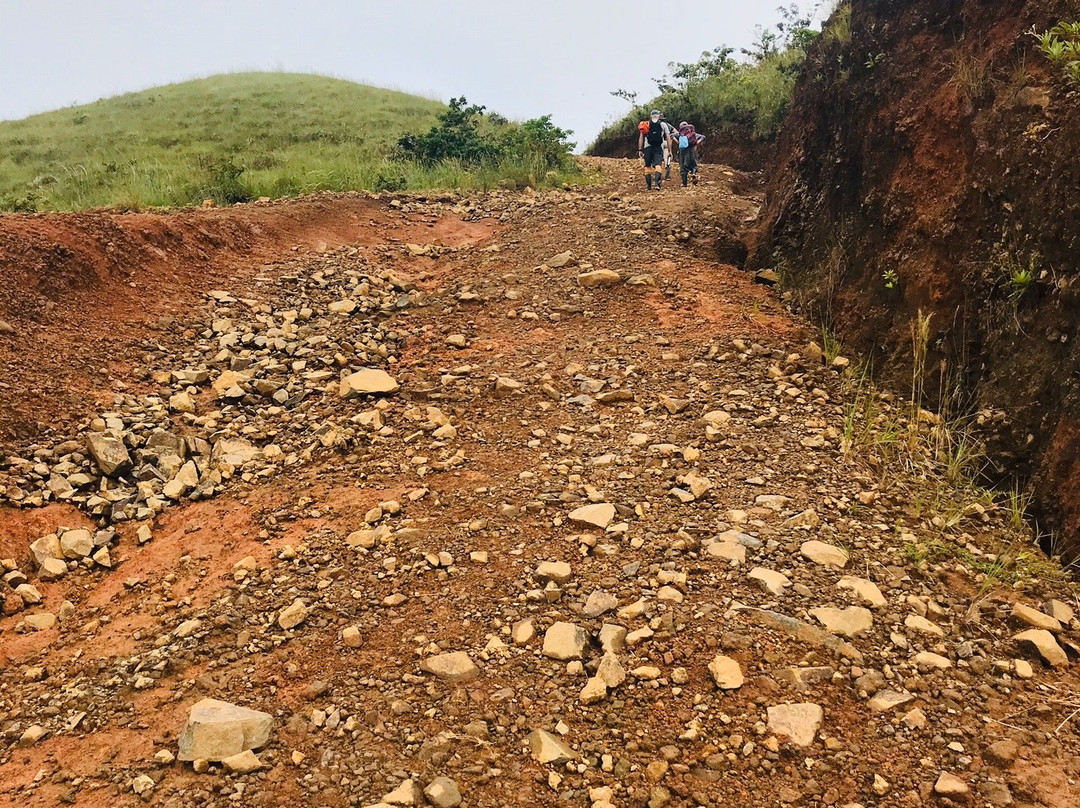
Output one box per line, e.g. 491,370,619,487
397,97,499,166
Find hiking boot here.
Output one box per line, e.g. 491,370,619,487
690,173,698,186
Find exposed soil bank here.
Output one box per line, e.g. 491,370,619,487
0,193,487,445
752,0,1080,559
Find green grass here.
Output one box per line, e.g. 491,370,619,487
0,72,580,211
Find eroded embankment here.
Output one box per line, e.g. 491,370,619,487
752,0,1080,559
0,193,493,444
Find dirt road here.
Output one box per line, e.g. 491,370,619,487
1,160,1078,808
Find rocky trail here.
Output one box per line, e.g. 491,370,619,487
0,159,1079,808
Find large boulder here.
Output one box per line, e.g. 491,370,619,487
177,698,273,762
85,431,132,477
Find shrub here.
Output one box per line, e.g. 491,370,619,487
396,96,577,184
196,158,253,205
1030,22,1080,86
397,97,500,166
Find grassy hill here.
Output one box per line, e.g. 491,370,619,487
0,73,578,211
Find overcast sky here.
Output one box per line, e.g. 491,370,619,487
0,1,832,149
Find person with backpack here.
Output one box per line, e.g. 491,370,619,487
637,110,675,190
677,121,706,187
660,115,676,181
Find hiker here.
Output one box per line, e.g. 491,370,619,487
677,121,706,187
637,110,675,190
661,115,676,181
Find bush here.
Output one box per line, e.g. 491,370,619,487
589,5,822,154
397,97,500,166
195,158,253,205
397,96,576,184
0,193,38,212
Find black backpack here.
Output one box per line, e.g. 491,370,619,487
646,120,665,146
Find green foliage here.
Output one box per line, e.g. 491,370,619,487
992,239,1041,299
882,267,899,289
397,97,500,166
589,6,822,153
397,97,576,186
823,3,851,46
0,73,580,212
1030,21,1080,86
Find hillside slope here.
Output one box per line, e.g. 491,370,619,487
1,161,1078,808
0,73,445,210
752,0,1080,560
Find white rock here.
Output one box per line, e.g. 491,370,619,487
583,590,618,617
933,772,969,798
535,561,573,585
339,368,399,397
837,576,887,607
545,251,576,268
382,779,422,805
177,698,273,761
708,655,744,689
767,703,823,747
568,503,616,529
424,777,462,808
904,614,944,637
29,534,63,567
867,690,913,712
543,622,588,660
221,749,262,773
706,540,746,565
749,567,791,596
59,529,94,559
527,729,576,763
131,774,156,794
784,509,820,529
577,269,622,287
599,624,627,654
1048,599,1075,624
38,557,67,580
1011,603,1062,632
24,612,57,631
810,606,874,638
800,540,848,568
420,651,480,683
163,460,199,499
580,676,609,705
597,653,627,688
913,651,952,670
85,432,132,476
277,599,308,630
512,619,535,645
1013,629,1069,667
342,626,362,648
174,619,202,638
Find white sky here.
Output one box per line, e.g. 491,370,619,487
0,0,832,149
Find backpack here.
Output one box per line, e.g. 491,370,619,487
645,119,665,146
679,124,699,148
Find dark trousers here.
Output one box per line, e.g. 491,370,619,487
679,148,699,186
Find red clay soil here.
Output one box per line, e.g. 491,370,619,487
0,194,494,445
751,0,1080,559
2,161,1079,808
